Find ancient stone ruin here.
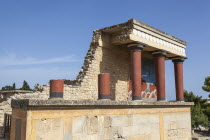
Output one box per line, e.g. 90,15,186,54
8,19,193,140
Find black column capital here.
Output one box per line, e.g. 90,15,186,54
172,59,185,63
129,45,144,51
153,52,167,58
126,41,146,51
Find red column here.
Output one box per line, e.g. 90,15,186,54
129,45,144,100
173,59,185,101
98,73,111,99
154,53,166,101
49,80,64,99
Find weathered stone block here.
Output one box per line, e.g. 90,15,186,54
133,114,159,126
111,127,124,139
122,125,141,137
103,126,123,140
36,118,64,140
63,119,72,140
103,127,112,139
167,129,178,139
164,112,191,140
87,116,98,135
72,117,86,136
111,115,131,127
97,116,104,137
169,121,177,130
104,116,112,128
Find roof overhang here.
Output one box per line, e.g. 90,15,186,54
91,19,187,57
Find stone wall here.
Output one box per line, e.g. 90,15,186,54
10,106,192,140
0,100,11,137
0,92,47,137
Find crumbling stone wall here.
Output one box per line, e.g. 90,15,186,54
41,44,131,101
0,37,132,137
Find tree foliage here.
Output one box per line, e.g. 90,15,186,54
191,103,209,128
1,81,33,91
20,80,31,90
1,82,16,91
184,91,207,107
184,91,209,128
12,82,16,90
203,105,210,121
202,76,210,97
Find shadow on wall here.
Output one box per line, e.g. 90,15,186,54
0,126,3,138
100,45,130,100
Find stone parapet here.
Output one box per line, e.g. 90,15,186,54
11,99,194,110
10,100,193,140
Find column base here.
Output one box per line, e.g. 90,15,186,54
49,92,63,98
98,94,110,100
157,97,166,102
176,98,185,102
132,96,142,100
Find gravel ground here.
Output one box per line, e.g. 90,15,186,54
193,130,210,140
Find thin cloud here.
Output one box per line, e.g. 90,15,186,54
0,52,80,66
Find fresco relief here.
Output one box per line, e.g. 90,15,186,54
128,57,157,99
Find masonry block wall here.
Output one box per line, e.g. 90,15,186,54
10,105,192,140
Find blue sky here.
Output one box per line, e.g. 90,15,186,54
0,0,209,100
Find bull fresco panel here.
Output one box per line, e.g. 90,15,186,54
128,57,157,99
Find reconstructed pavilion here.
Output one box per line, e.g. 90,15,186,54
10,19,193,140
92,18,186,101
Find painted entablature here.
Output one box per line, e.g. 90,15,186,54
92,18,186,57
